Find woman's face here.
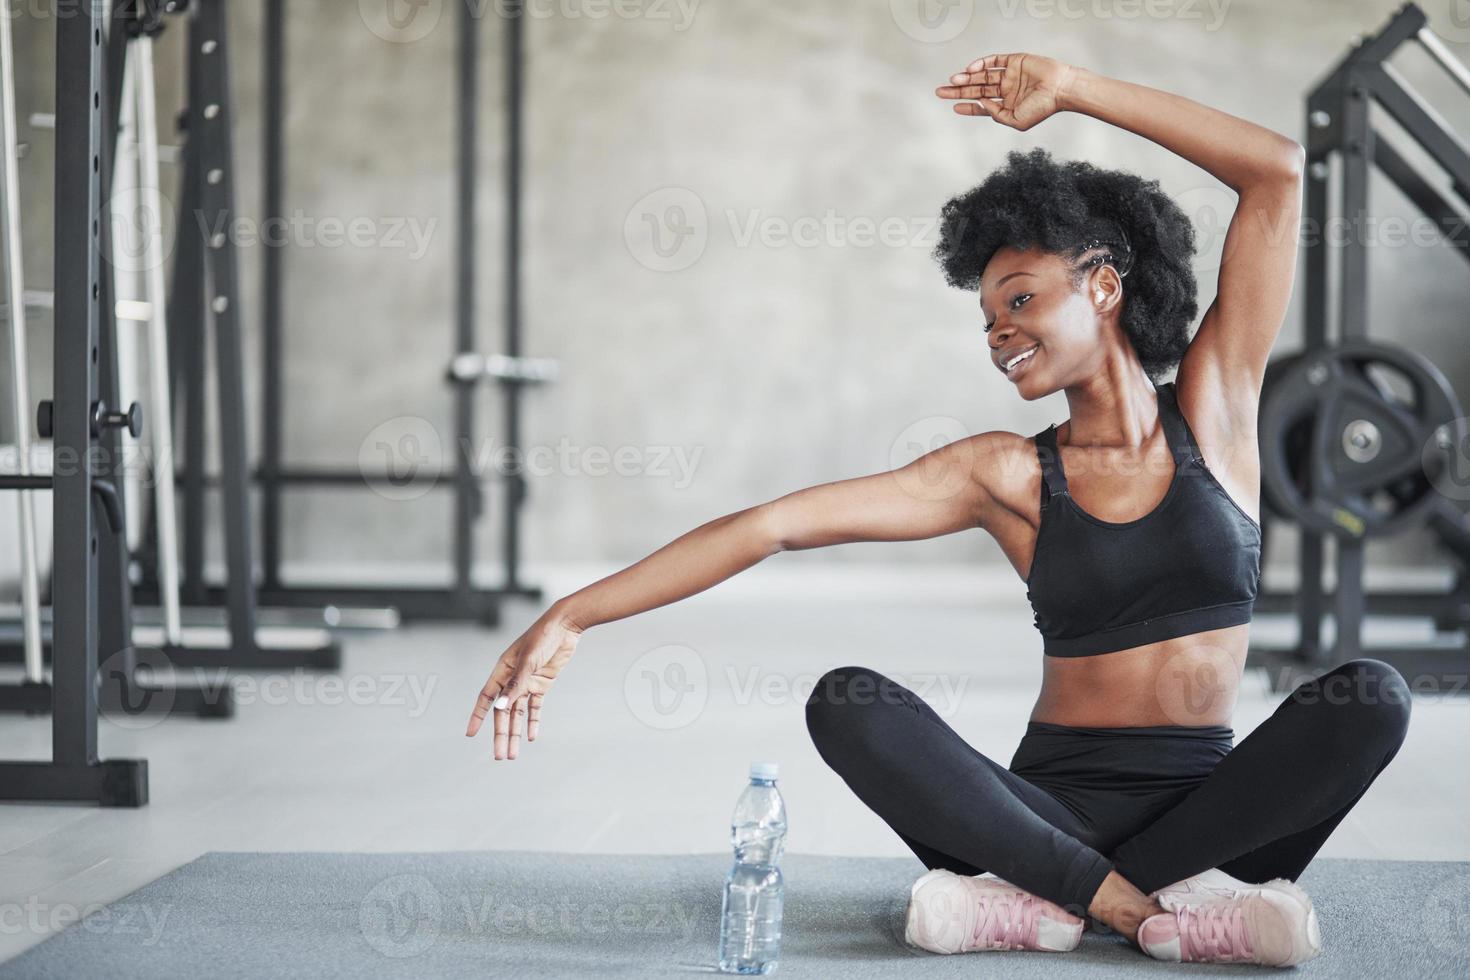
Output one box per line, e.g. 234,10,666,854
978,244,1117,400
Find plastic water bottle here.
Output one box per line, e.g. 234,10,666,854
718,762,787,975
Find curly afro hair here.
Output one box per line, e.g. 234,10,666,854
933,146,1199,382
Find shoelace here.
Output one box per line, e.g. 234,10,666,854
969,892,1040,951
1178,900,1256,962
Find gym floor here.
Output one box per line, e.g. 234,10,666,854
2,563,1467,964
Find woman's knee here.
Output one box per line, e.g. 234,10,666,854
1301,657,1412,751
804,665,908,748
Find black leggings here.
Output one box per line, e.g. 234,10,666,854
805,658,1411,919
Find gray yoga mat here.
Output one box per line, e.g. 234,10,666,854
2,852,1467,978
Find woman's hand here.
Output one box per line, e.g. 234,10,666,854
465,608,583,761
935,53,1077,132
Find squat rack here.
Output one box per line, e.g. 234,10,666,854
138,0,553,624
0,0,149,805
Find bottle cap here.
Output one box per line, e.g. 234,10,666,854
750,762,779,781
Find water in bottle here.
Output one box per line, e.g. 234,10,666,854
718,762,787,975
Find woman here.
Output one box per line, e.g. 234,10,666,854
466,53,1411,967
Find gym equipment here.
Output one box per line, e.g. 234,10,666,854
135,0,339,670
1248,2,1470,692
0,0,42,690
1259,340,1464,539
0,0,152,805
0,0,233,745
0,0,337,674
137,0,553,625
119,0,183,651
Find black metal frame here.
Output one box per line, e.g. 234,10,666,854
133,0,341,669
0,0,235,726
1248,2,1470,691
142,0,544,624
0,0,149,805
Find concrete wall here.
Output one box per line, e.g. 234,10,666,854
4,0,1470,586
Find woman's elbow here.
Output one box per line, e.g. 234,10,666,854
1267,139,1306,183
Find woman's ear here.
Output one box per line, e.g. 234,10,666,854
1091,265,1125,314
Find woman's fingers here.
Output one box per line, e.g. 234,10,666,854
956,98,1004,114
493,691,516,760
465,659,513,736
965,53,1008,72
506,697,528,760
936,83,1002,101
527,692,544,742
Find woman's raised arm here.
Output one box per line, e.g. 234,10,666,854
937,52,1304,440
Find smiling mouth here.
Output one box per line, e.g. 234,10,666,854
1001,344,1040,376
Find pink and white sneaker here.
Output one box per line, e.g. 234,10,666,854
1138,889,1323,967
904,868,1085,954
1153,866,1314,912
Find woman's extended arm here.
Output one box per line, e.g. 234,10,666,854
465,432,1011,760
554,432,1005,632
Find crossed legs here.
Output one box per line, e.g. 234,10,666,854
804,659,1411,941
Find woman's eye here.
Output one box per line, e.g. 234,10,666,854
1010,293,1032,310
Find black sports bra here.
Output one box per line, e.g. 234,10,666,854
1025,381,1262,658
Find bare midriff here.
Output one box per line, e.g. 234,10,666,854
1028,622,1251,728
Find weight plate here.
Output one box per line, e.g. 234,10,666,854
1258,340,1465,538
